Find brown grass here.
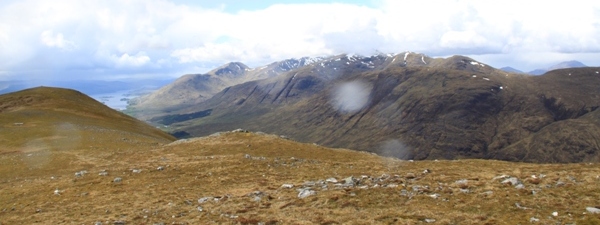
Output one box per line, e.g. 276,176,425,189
1,131,599,224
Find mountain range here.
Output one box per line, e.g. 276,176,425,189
500,60,588,75
127,53,600,163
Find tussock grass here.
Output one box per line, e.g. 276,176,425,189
1,132,599,224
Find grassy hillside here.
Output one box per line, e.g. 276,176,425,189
1,131,599,224
0,87,176,156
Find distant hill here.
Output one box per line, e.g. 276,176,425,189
528,60,587,75
500,66,523,73
127,57,325,120
0,86,176,155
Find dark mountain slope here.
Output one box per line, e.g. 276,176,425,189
164,59,600,162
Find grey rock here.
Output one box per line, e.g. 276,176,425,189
297,189,316,199
501,177,519,186
530,217,539,222
412,185,429,193
198,197,211,204
424,218,436,223
326,178,338,183
157,166,164,171
586,207,600,214
113,177,122,183
281,184,294,189
343,176,358,186
515,184,525,189
492,175,509,180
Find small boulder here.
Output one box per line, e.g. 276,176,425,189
198,197,211,204
297,189,316,199
281,184,294,189
586,207,600,214
326,178,338,183
501,177,519,186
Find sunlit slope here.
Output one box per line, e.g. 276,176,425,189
1,131,599,224
0,86,176,155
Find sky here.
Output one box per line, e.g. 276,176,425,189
0,0,599,81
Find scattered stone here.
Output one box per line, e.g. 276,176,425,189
555,181,565,187
197,206,203,212
405,173,416,179
198,197,211,204
586,207,600,214
482,191,493,195
343,176,358,186
530,217,540,223
428,193,440,199
297,189,316,199
75,170,87,177
54,189,61,195
412,185,429,193
424,218,436,223
244,154,251,159
132,169,141,173
515,203,529,210
493,175,509,181
113,177,122,183
422,169,431,174
94,221,102,225
386,184,398,188
231,128,248,133
326,178,338,183
98,171,108,176
455,179,469,189
157,166,164,171
515,184,525,189
501,177,520,186
552,211,558,217
281,184,294,189
113,221,126,225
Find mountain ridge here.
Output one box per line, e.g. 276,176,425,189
152,55,600,163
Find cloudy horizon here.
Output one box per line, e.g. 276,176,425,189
0,0,599,81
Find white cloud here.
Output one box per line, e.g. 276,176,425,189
113,52,151,68
0,0,599,80
40,30,76,50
